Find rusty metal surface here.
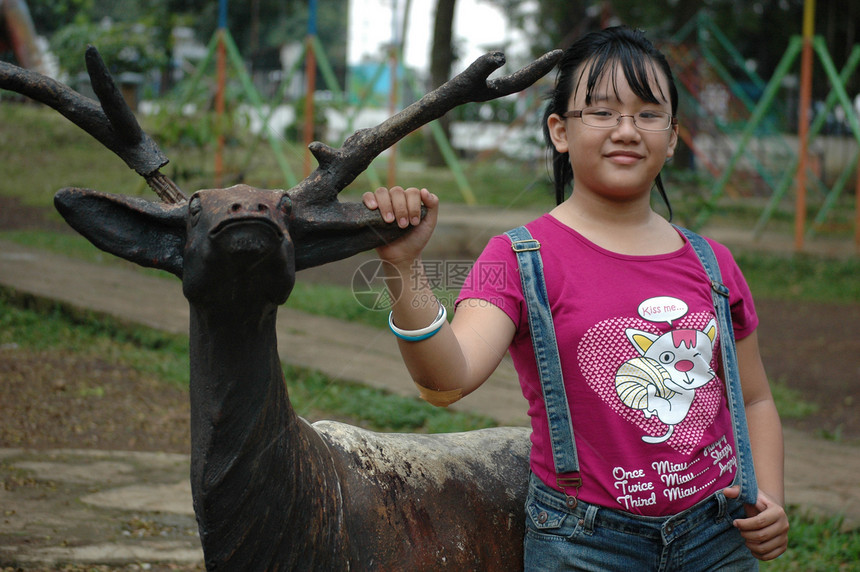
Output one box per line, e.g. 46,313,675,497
318,422,532,569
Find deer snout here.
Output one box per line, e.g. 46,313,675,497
212,218,282,258
214,193,289,226
190,188,291,233
229,200,269,214
182,189,296,305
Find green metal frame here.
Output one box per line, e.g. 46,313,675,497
756,42,860,237
673,12,858,237
176,29,299,187
175,26,481,199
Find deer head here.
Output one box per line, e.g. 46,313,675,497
2,46,561,276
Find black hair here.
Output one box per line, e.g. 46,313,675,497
542,26,678,218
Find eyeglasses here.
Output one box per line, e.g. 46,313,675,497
563,107,678,132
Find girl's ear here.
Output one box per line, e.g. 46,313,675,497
546,113,570,154
666,125,679,159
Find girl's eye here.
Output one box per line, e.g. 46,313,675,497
639,110,670,120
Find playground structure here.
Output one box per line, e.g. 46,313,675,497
662,8,859,251
177,0,496,205
178,3,857,253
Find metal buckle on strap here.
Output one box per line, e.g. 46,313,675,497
710,279,730,298
557,476,582,509
511,239,541,252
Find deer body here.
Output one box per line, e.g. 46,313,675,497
55,186,531,570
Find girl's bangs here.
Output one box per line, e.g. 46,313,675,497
579,49,669,107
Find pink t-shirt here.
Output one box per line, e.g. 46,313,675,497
456,214,758,516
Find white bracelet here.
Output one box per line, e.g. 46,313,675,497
388,302,447,341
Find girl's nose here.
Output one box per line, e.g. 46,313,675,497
611,115,641,139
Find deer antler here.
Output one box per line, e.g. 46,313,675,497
0,46,185,204
286,49,562,270
292,50,562,206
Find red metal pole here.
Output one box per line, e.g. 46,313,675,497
215,29,227,188
794,0,815,251
386,43,399,188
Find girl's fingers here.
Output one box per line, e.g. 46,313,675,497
367,186,431,228
387,187,410,227
362,191,378,210
405,188,425,226
373,186,396,223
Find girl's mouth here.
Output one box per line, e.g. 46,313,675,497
606,151,644,164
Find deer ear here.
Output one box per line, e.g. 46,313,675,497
54,188,187,277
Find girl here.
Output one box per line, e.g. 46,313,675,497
363,26,788,570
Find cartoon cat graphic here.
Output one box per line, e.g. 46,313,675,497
616,319,718,443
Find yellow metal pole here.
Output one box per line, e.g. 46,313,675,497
794,0,815,251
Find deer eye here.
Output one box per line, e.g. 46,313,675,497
278,194,292,216
189,196,202,226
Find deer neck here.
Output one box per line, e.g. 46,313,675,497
186,300,346,567
188,301,290,448
187,300,297,504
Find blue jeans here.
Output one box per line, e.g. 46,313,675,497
524,474,758,571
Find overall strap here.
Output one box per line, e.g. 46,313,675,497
676,226,759,505
505,226,582,503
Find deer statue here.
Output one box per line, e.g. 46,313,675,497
1,46,561,569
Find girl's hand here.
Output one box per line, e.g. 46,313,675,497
723,486,789,561
362,186,439,265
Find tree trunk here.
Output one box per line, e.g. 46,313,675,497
426,0,457,167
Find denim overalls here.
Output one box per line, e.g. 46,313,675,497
505,225,759,571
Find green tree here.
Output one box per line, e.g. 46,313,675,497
50,20,168,77
27,0,349,94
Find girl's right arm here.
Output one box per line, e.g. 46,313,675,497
363,187,515,403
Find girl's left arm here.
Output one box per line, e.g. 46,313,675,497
723,330,789,561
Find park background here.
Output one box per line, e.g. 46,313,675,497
4,0,860,249
1,0,859,570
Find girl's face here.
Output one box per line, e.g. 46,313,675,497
546,59,678,205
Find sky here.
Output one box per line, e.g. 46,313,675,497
347,0,529,74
